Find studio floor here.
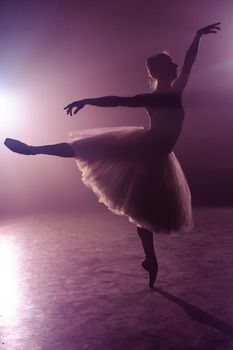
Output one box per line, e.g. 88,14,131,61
0,208,233,350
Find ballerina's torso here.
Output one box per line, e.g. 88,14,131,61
145,92,184,153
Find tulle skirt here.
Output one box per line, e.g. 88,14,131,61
69,126,193,233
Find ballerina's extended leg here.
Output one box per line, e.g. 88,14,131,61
4,138,75,158
137,226,158,288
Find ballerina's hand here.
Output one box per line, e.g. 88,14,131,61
197,22,221,36
64,100,85,116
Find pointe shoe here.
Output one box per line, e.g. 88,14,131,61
4,138,35,155
141,258,158,289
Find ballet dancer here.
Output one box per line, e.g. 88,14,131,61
5,23,220,288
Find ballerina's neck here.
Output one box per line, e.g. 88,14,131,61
155,81,172,93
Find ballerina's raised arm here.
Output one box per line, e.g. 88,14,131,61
172,22,221,93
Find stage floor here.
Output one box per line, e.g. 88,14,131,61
0,208,233,350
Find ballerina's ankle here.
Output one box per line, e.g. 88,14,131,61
29,146,37,155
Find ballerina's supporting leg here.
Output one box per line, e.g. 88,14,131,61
137,226,158,288
4,138,75,158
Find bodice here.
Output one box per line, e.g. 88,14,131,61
145,92,184,153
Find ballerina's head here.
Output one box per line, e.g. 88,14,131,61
146,53,178,91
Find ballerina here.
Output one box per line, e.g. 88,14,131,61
5,23,220,288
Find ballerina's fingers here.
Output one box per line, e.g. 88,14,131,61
201,22,221,34
64,101,85,116
199,22,221,35
73,105,84,114
207,22,221,28
206,24,221,33
64,103,75,116
207,30,219,34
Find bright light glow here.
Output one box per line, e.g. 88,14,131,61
0,238,21,324
0,91,17,115
0,90,22,133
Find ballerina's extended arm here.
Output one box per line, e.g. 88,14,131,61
64,93,161,116
173,22,221,93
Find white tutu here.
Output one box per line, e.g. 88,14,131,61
69,126,193,233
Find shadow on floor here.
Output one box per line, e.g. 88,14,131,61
153,287,233,338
